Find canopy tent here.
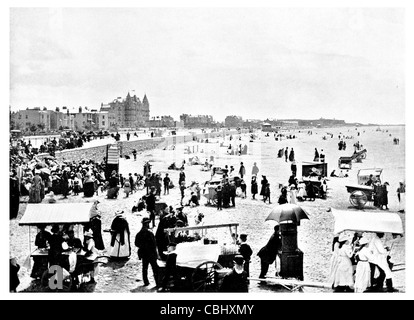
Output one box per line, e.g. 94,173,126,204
357,168,383,184
331,208,404,235
19,203,93,226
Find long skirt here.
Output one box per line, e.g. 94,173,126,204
109,230,131,260
329,256,354,288
354,261,371,293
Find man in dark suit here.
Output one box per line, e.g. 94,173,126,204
135,218,159,287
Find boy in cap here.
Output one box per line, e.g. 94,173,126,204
158,242,178,292
238,234,253,277
219,255,248,292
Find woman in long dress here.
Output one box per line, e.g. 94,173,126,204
354,237,373,293
288,185,298,204
109,211,131,260
329,233,354,292
251,176,258,200
397,181,405,213
29,171,44,203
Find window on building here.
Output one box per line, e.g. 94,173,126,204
102,116,105,119
102,121,105,125
26,115,28,119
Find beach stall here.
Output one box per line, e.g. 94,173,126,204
19,203,108,291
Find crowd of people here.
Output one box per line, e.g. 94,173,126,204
9,126,405,294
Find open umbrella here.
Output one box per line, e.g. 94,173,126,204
265,203,310,225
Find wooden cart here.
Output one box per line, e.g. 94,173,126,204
161,223,240,292
345,168,383,209
338,149,367,169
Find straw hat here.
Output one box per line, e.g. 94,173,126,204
359,237,370,245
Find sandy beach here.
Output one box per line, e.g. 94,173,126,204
10,125,405,294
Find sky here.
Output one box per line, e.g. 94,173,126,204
8,6,406,124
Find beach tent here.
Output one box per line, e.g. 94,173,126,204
331,208,404,235
19,203,94,269
19,203,93,226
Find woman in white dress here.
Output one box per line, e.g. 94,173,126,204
296,182,307,201
354,237,373,293
288,185,298,204
329,233,354,292
108,211,131,260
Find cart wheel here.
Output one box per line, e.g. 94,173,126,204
360,153,367,159
349,190,367,209
191,261,223,292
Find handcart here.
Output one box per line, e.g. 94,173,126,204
345,168,383,209
161,223,240,292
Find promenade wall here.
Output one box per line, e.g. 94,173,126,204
37,129,244,163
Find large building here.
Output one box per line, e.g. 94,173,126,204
148,115,175,128
103,92,150,129
11,107,55,132
179,114,215,128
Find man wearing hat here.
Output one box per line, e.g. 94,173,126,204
146,187,157,228
239,162,246,179
219,255,249,292
134,217,159,287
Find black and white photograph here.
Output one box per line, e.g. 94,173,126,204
4,1,412,300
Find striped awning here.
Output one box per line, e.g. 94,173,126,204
19,203,93,226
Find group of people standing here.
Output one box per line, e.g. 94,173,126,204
329,231,399,293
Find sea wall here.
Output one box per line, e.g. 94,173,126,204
37,129,244,163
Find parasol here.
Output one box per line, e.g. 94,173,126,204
265,203,310,225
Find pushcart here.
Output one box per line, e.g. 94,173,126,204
161,223,240,292
345,168,383,209
338,149,367,169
